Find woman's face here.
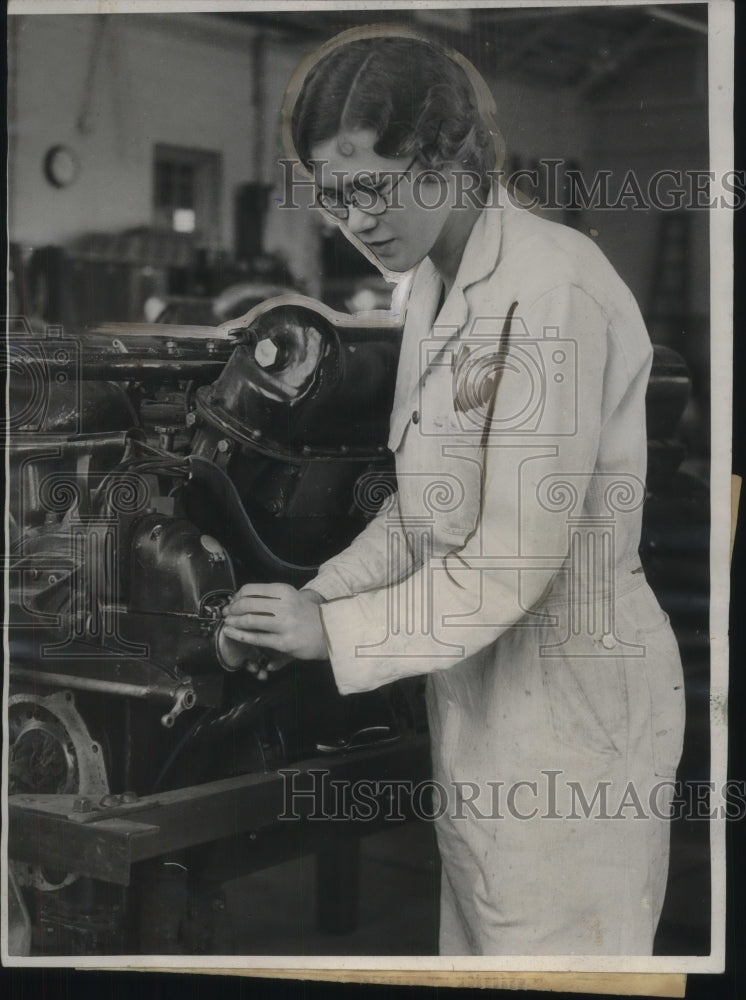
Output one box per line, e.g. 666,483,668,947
310,130,458,273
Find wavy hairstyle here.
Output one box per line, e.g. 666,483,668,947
290,34,501,185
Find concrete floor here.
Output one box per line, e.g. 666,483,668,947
216,820,440,955
201,812,708,957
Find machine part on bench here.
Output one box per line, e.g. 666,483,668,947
9,689,109,891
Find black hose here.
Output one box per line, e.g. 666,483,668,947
185,455,318,584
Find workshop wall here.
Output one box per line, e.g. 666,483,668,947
584,38,710,320
9,14,273,251
494,75,591,167
8,11,708,319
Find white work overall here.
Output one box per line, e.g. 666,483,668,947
305,191,686,955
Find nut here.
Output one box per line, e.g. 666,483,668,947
254,338,279,369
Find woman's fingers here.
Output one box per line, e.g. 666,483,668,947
223,594,292,631
220,585,328,661
243,650,292,682
222,624,285,650
246,662,269,681
234,582,291,600
222,612,282,633
224,595,279,616
265,653,293,673
224,591,293,623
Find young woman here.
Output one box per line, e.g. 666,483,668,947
222,28,685,956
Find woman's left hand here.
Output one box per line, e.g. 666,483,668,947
221,583,328,662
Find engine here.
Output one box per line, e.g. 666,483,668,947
7,298,422,951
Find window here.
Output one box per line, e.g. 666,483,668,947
153,145,221,246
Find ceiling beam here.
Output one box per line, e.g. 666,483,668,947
646,5,708,35
576,21,660,97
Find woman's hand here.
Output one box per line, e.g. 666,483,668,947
221,584,328,678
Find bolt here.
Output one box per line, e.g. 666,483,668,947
185,411,197,427
206,340,217,355
217,439,231,453
250,428,263,441
73,797,92,813
166,340,177,354
254,338,279,369
100,794,121,808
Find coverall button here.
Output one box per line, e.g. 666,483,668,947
411,410,420,424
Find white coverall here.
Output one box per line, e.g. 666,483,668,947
303,190,686,955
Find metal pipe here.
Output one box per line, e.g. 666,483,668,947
11,432,135,458
76,358,226,380
646,5,708,35
11,667,184,702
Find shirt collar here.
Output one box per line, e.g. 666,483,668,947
427,187,505,333
386,187,507,450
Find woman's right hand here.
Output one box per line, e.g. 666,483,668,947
217,625,294,681
218,585,326,680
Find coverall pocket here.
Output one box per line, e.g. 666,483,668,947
540,640,627,757
636,612,686,778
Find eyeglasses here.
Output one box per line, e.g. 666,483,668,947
315,156,417,220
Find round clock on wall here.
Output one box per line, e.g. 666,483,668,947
43,145,80,188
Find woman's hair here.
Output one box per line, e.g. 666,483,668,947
290,35,498,182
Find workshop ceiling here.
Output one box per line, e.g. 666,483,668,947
213,4,707,96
